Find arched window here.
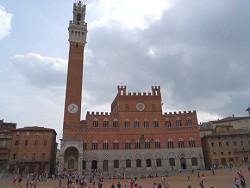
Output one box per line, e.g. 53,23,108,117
155,139,161,149
114,160,119,168
113,139,119,150
113,119,119,128
186,118,192,126
165,119,171,128
169,158,175,166
153,119,159,128
135,139,141,149
156,158,162,167
77,13,81,22
176,119,182,127
125,104,129,111
92,140,98,150
103,118,109,128
167,138,174,149
91,160,97,170
145,139,150,149
136,159,141,167
134,119,139,128
178,138,185,148
152,104,156,111
124,119,130,128
126,159,131,168
125,140,131,149
189,138,196,148
103,140,108,150
191,157,198,166
146,159,152,167
144,119,149,128
93,118,98,127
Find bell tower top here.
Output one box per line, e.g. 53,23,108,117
68,1,87,44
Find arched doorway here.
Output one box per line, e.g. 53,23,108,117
146,159,152,167
64,146,79,171
180,157,187,169
82,160,86,170
103,160,108,171
92,160,97,170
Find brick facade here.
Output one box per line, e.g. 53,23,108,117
0,120,16,172
59,2,204,176
8,127,57,175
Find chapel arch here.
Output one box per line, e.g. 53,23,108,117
64,146,79,171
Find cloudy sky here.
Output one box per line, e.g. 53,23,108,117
1,0,250,141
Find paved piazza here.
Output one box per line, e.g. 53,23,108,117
0,167,249,188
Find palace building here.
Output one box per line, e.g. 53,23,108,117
59,1,204,176
8,127,57,175
0,120,16,172
201,125,250,169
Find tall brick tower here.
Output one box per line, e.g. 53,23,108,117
63,1,87,137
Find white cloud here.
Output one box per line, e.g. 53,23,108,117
11,53,67,88
198,111,222,123
0,5,12,39
88,0,170,29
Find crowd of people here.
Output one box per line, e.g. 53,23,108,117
9,165,249,188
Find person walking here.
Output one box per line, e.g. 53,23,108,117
201,173,205,181
152,182,158,188
117,181,121,188
240,176,246,188
162,177,170,188
98,181,103,188
235,177,240,188
125,181,129,188
199,180,204,188
211,168,215,176
187,174,190,181
130,179,134,188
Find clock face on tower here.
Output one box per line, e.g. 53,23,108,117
136,102,145,111
67,103,78,113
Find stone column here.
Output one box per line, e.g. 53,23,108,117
86,161,91,174
58,154,64,174
78,156,82,174
185,158,191,169
97,161,102,172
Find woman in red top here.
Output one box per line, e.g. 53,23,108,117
130,179,134,188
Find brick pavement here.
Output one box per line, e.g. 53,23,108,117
1,167,249,188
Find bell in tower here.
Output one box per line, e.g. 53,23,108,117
69,1,87,44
